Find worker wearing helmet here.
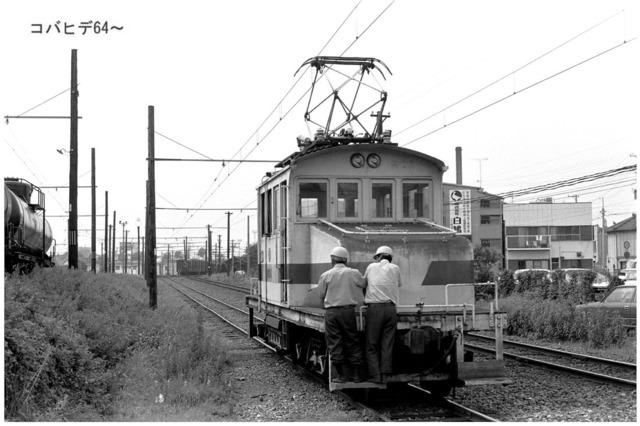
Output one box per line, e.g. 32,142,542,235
362,245,402,383
316,246,365,383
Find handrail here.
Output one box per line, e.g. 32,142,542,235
358,302,475,331
318,219,457,236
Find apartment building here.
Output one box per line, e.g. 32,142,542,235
503,201,594,270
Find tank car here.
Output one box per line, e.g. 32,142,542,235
245,56,510,395
4,178,55,273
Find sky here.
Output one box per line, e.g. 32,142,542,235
1,0,638,259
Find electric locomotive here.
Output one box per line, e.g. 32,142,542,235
245,57,510,394
4,178,55,274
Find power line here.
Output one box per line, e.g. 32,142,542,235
395,11,624,138
165,3,395,234
401,37,636,147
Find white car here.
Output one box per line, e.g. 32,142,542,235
513,269,550,282
556,268,609,289
618,260,637,281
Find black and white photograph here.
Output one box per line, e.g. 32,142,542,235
2,0,637,422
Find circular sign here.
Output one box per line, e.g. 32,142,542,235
624,241,630,249
450,190,463,201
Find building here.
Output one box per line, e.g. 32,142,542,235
605,213,636,273
503,201,594,271
442,183,504,257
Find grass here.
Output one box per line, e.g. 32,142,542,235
476,269,636,363
4,267,233,421
5,267,635,420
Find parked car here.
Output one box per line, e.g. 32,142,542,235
575,283,637,327
554,268,609,289
618,260,637,281
513,268,550,285
622,269,636,284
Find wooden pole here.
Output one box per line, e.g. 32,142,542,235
207,224,212,276
147,106,157,309
112,210,116,272
91,148,96,273
69,49,79,269
226,211,232,276
104,191,109,272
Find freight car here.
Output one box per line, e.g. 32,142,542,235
246,57,510,395
4,178,54,274
176,258,208,276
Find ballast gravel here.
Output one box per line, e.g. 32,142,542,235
226,349,378,422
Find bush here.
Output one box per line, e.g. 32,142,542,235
4,267,231,421
501,294,628,347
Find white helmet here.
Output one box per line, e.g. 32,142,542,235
331,246,349,260
375,246,393,258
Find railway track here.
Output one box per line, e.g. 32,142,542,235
465,333,636,388
163,276,498,422
182,274,250,294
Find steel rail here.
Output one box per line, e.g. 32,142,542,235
467,333,636,369
465,343,636,388
406,384,499,422
162,277,389,421
187,276,249,294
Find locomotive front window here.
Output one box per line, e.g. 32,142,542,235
337,182,359,218
371,182,393,218
298,182,327,218
403,182,431,219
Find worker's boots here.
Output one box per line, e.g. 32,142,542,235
333,365,347,383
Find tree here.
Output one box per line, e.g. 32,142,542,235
474,245,502,283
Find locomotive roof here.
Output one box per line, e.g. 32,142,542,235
275,141,446,171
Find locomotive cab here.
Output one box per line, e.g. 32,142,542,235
246,138,511,394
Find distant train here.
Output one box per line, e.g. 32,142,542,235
176,258,208,276
246,57,510,395
4,178,55,274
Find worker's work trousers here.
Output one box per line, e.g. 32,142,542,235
324,305,362,366
365,303,397,376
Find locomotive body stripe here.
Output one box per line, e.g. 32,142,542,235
266,259,473,286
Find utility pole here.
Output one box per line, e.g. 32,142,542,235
247,215,250,277
104,191,109,272
146,105,157,309
125,229,129,273
91,148,96,273
119,220,128,274
136,218,141,275
218,234,222,273
112,211,116,272
107,224,112,272
601,198,607,272
472,158,488,188
226,211,233,276
68,49,79,269
207,224,212,276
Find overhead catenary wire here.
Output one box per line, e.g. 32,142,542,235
161,2,396,234
395,11,625,138
401,36,636,147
